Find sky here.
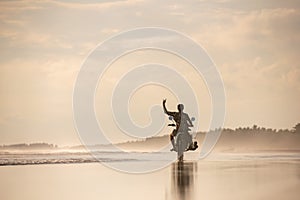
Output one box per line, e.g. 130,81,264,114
0,0,299,145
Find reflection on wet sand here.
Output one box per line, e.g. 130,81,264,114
168,161,197,200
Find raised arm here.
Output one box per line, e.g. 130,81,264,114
162,99,174,116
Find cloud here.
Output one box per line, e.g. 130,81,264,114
44,0,144,10
184,6,300,86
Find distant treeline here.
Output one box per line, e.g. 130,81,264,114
132,123,300,143
0,143,58,150
214,123,300,134
117,123,300,152
212,124,299,134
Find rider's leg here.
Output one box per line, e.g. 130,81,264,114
170,130,176,151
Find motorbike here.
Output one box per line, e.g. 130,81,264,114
168,116,198,162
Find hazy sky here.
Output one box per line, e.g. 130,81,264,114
0,0,299,145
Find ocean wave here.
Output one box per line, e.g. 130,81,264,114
1,151,300,166
0,151,169,166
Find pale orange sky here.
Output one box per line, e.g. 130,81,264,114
0,0,299,145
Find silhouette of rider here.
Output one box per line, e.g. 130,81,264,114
162,99,194,151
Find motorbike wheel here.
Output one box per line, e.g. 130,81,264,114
176,134,186,162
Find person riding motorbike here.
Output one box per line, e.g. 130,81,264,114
162,99,197,151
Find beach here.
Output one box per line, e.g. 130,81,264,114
1,157,299,200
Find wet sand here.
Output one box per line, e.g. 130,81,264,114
168,160,300,200
0,160,299,200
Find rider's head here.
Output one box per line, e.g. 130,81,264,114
177,104,184,112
